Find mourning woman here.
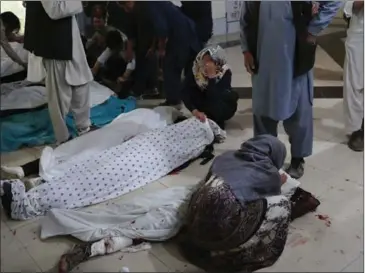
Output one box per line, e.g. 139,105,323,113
182,46,238,129
179,135,320,272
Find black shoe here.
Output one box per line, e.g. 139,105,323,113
1,182,13,218
286,157,305,179
348,130,364,152
217,121,225,130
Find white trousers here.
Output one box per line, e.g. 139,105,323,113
43,60,91,143
343,35,364,134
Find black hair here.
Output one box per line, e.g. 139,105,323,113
106,30,123,51
0,11,21,35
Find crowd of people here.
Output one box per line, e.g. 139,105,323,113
0,1,363,272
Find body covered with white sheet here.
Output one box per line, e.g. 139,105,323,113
2,115,225,220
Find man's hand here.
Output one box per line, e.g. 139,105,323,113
145,47,155,58
117,76,126,83
306,33,317,44
158,48,166,59
243,51,255,75
192,109,206,122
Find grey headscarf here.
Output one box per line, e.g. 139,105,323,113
210,134,287,206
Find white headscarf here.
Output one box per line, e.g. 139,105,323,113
192,45,230,90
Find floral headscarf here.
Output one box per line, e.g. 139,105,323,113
192,45,230,90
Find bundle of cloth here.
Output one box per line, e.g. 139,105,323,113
0,42,28,79
35,135,320,273
0,106,225,220
0,81,137,152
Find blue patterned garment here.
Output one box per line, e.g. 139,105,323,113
1,96,137,152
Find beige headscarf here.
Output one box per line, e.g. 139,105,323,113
192,45,230,90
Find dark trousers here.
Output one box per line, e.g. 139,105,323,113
103,54,128,81
164,46,200,104
1,70,27,83
133,51,158,96
22,159,40,176
195,92,238,128
253,99,313,159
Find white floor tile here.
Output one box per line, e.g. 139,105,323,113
12,221,79,272
1,220,42,272
73,249,171,272
341,254,364,272
271,176,363,272
151,242,204,273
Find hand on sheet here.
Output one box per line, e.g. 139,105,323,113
192,109,207,122
281,173,288,185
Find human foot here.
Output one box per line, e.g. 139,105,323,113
1,165,24,179
1,182,13,218
348,130,364,152
285,158,305,179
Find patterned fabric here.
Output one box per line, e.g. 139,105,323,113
192,45,230,90
2,118,225,220
180,172,291,272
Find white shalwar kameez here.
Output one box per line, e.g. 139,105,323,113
343,1,364,134
3,118,225,220
27,1,93,143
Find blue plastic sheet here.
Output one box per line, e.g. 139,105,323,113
1,96,137,152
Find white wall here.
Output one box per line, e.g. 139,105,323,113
212,1,226,19
1,1,25,33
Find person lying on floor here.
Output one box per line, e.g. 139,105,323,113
91,30,136,97
1,113,225,220
45,136,319,273
0,11,27,69
182,45,239,130
178,134,320,273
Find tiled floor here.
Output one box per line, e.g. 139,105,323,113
1,98,363,272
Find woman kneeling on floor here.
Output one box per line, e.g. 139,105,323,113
178,134,320,272
182,45,239,129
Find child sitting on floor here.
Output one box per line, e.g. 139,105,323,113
91,30,135,97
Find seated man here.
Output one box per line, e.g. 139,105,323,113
0,11,27,79
91,30,136,97
182,46,239,129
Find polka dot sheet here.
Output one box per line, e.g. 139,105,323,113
8,118,225,220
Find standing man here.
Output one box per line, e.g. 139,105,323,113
180,1,213,46
240,1,342,179
343,1,364,152
24,1,93,144
121,1,201,108
119,1,159,97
